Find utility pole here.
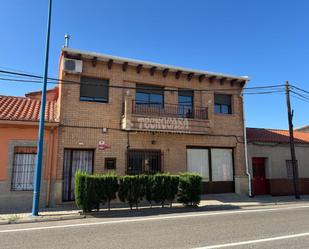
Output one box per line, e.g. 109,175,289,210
285,81,300,199
32,0,53,216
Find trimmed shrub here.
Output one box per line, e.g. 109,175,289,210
101,173,119,210
166,175,179,207
144,174,154,207
74,171,98,212
74,170,88,212
177,173,202,207
118,175,145,209
152,174,166,207
152,173,179,208
95,174,107,210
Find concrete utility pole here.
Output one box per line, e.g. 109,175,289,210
285,81,300,199
32,0,53,216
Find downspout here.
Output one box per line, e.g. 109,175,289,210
241,80,252,197
46,127,55,207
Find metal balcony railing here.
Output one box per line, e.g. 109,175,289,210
132,100,208,120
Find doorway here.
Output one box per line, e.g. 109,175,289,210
252,157,270,195
62,149,94,201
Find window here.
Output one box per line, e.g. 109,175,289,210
187,149,209,180
11,147,37,191
105,158,116,170
127,150,161,174
80,76,109,103
135,84,164,108
286,160,298,179
214,94,232,114
178,90,194,118
211,148,233,181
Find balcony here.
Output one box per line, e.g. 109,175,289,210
121,99,211,134
132,101,208,120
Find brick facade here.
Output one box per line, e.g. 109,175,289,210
53,49,249,204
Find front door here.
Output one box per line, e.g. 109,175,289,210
252,157,269,195
63,149,94,201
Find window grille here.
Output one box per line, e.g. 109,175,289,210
11,147,37,191
127,150,161,174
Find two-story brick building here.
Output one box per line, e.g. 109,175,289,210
53,48,249,204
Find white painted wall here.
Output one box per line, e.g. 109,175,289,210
247,142,309,179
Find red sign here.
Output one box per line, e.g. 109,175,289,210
98,141,111,151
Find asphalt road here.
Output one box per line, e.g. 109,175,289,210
1,204,309,249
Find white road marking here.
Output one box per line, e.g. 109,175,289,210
193,232,309,249
0,204,309,234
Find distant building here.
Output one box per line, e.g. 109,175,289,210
247,127,309,196
295,125,309,133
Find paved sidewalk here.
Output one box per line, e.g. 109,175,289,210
1,194,308,225
203,193,309,206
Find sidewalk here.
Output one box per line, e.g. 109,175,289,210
1,194,308,225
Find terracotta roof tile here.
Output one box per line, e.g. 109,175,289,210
246,127,309,144
0,95,57,123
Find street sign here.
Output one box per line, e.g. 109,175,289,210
98,141,111,151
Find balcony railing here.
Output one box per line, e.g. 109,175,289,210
132,100,208,120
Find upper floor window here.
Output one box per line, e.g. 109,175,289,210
214,94,232,114
135,84,164,108
80,76,109,103
178,90,193,118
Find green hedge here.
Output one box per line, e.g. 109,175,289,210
177,173,202,207
75,171,202,212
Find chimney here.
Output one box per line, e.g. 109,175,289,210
64,34,70,48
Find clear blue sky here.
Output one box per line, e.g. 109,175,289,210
0,0,308,129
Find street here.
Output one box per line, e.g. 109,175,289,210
1,204,309,249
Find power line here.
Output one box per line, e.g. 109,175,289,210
291,93,309,103
4,66,308,98
0,77,43,83
291,85,309,95
0,76,287,96
0,69,286,93
243,90,285,95
290,90,309,102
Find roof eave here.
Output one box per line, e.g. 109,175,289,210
0,120,59,127
62,47,250,82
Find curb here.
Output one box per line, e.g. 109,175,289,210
0,214,86,226
227,200,309,208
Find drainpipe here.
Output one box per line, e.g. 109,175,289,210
240,80,252,197
46,127,55,207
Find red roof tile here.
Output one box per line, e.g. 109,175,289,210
246,128,309,144
0,95,57,123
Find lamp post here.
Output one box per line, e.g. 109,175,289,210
32,0,53,216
